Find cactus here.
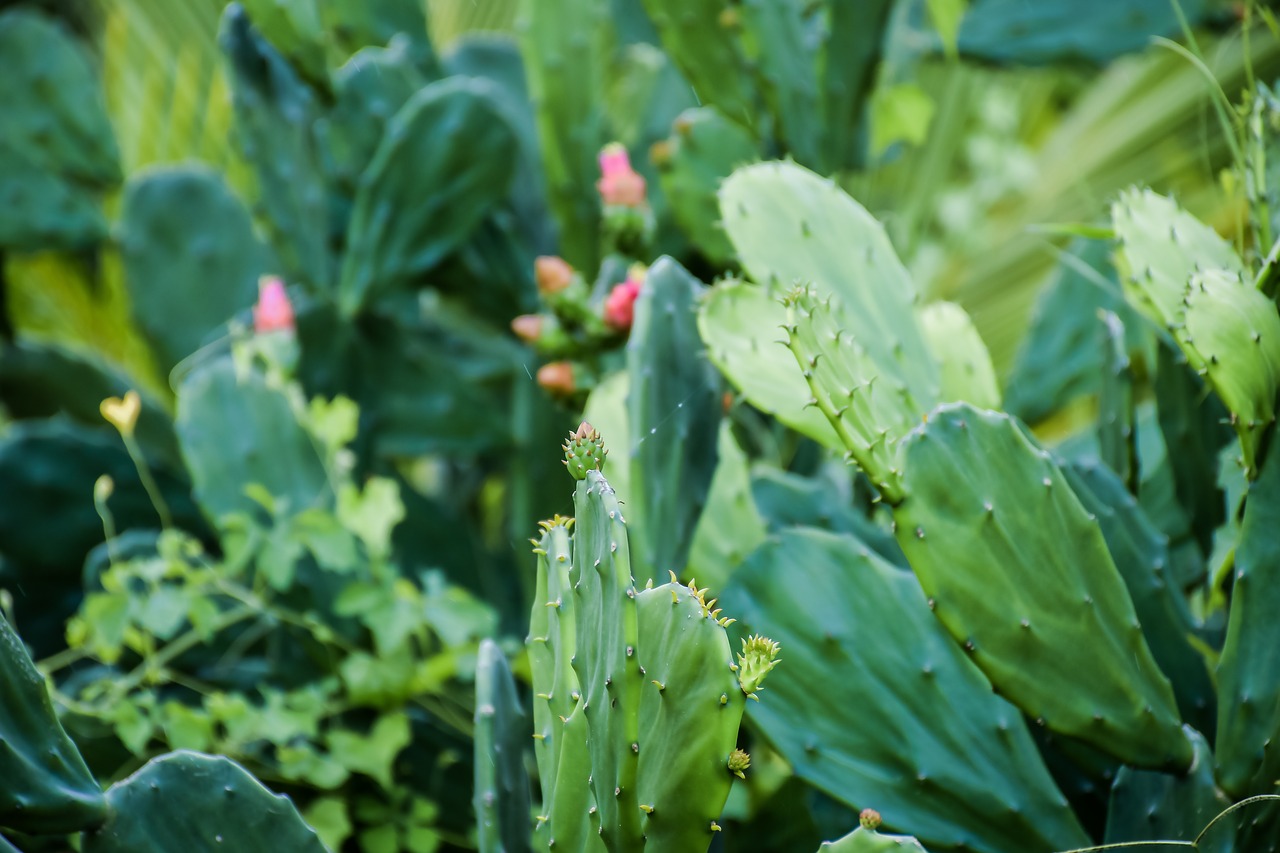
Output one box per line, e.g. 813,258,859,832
735,0,822,170
818,824,929,853
174,357,329,527
685,422,766,592
1216,438,1280,799
625,257,722,583
1063,460,1216,737
917,301,1001,411
320,0,438,73
818,0,895,171
527,427,777,851
80,751,326,852
1104,728,1232,853
517,0,609,270
653,108,757,266
237,0,328,85
474,639,534,853
697,279,838,448
118,166,268,373
1096,309,1136,489
720,527,1091,852
220,3,332,291
0,611,106,835
894,403,1192,771
336,77,519,314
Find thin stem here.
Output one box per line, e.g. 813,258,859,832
1056,842,1192,852
37,645,92,676
109,603,256,699
93,479,120,567
1193,794,1280,845
122,433,172,529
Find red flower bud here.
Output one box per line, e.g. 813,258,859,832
254,276,294,333
535,256,575,295
596,142,647,208
511,314,544,343
603,265,646,332
537,361,575,395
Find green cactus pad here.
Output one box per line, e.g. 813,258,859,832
220,3,332,291
686,423,767,592
571,470,643,848
1216,440,1280,798
783,287,926,504
337,77,518,314
639,0,755,134
237,0,327,84
697,279,839,448
654,108,757,265
175,357,329,527
736,0,822,169
634,580,746,850
1175,268,1280,477
1111,187,1243,338
1096,310,1137,489
474,639,533,853
818,0,895,171
626,257,722,584
894,403,1192,771
917,301,1000,411
119,165,268,372
1104,728,1231,852
817,825,930,853
517,0,608,270
0,612,106,835
320,0,437,72
1064,460,1215,736
719,161,938,406
721,528,1090,852
0,144,107,251
81,751,325,852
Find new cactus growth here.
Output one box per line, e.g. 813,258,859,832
526,427,778,851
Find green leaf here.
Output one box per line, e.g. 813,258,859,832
136,586,189,640
159,701,213,752
421,570,497,647
926,0,968,57
290,508,359,572
871,83,937,157
257,523,305,591
338,478,405,561
327,712,411,789
339,651,417,707
302,796,353,852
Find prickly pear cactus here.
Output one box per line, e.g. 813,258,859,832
474,639,534,853
917,301,1000,410
0,612,106,835
894,403,1193,772
80,751,326,852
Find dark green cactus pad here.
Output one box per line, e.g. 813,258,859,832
220,3,332,291
634,580,745,850
1096,310,1136,490
475,639,533,853
0,612,106,835
721,527,1090,852
321,0,438,74
80,751,325,852
783,287,926,504
749,467,904,567
337,77,518,314
817,825,929,852
719,162,939,407
1112,187,1243,343
237,0,328,85
1216,438,1280,798
818,0,894,172
570,470,644,849
119,165,268,373
639,0,755,135
1063,460,1215,737
175,357,328,527
0,9,119,186
697,279,839,448
626,257,722,584
0,144,106,250
517,0,608,270
736,0,822,170
918,301,1000,410
1152,342,1233,557
654,108,757,266
894,403,1193,772
0,833,19,853
1175,268,1280,477
1104,728,1231,853
528,521,601,852
948,0,1215,65
316,39,426,198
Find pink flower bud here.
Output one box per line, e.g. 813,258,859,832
254,276,294,333
511,314,544,343
535,256,575,295
596,143,647,208
537,361,576,396
603,265,646,332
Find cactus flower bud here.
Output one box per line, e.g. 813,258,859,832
604,264,646,332
254,276,295,333
511,314,544,343
737,634,781,698
535,256,575,295
727,749,751,780
596,143,647,208
100,390,141,437
537,361,576,397
563,421,607,480
859,809,881,830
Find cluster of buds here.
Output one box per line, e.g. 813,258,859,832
597,143,654,258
